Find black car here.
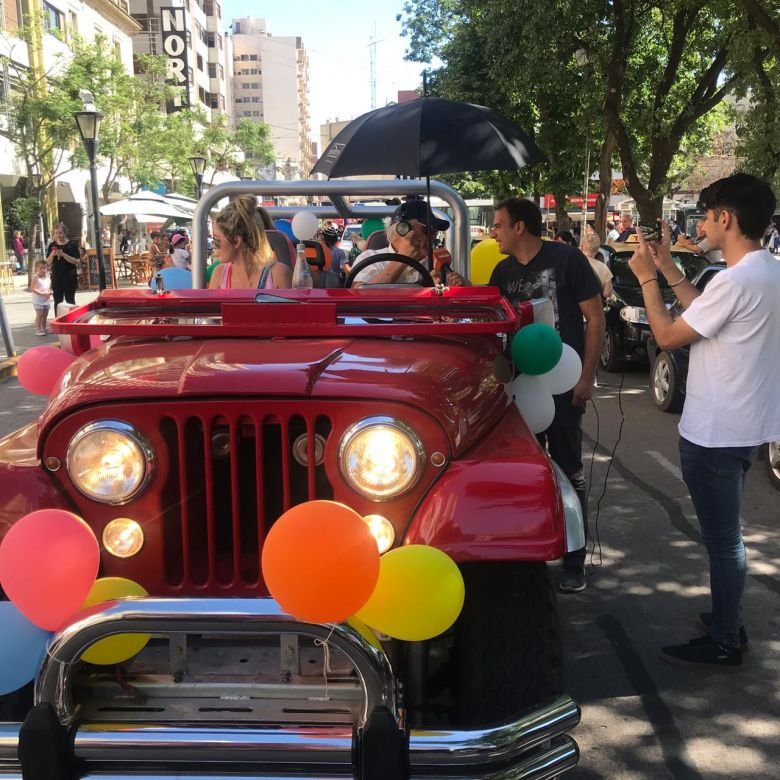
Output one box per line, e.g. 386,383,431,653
647,262,780,492
599,243,709,371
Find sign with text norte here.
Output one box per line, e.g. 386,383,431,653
161,7,190,111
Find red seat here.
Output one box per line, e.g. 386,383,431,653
266,230,296,269
365,230,389,251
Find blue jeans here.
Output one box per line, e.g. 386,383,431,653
679,436,757,649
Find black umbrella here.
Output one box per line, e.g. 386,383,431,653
311,97,546,179
311,97,545,281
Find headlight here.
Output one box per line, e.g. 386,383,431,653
620,306,649,325
363,514,395,553
339,417,424,499
66,421,153,504
103,518,145,558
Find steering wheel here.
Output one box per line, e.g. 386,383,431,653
345,253,435,289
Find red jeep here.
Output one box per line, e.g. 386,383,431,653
0,180,583,778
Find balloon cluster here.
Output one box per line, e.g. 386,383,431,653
262,500,465,643
16,345,75,396
0,509,149,695
509,324,582,433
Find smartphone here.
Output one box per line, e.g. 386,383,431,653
639,224,661,243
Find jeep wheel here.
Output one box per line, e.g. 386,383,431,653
600,325,624,372
453,561,562,727
764,440,780,492
650,351,683,413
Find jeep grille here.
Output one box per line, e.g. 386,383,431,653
159,412,333,589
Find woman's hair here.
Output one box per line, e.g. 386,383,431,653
555,230,577,246
580,232,602,255
13,230,21,238
257,206,275,231
53,222,68,238
214,195,273,276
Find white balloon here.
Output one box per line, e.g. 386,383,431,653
513,374,556,434
539,344,582,395
291,211,319,241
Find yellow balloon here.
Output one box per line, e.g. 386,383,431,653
470,238,507,285
80,577,150,665
345,616,384,652
355,546,465,641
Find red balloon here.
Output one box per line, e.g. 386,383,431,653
0,509,99,631
16,346,75,396
261,501,380,624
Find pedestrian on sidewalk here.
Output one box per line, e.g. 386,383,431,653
12,231,26,273
47,222,80,314
31,260,52,335
628,173,780,670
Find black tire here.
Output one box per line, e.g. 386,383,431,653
453,561,562,727
600,325,624,372
764,440,780,492
650,351,684,413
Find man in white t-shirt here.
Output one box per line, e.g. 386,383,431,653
351,200,466,287
628,173,779,671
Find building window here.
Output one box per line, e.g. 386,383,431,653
197,54,204,71
250,82,259,89
69,10,78,36
199,86,206,104
252,110,260,116
241,82,250,89
217,33,223,50
217,3,221,19
219,64,224,80
188,67,194,86
249,53,257,61
210,93,219,108
208,63,216,79
150,17,159,32
205,0,213,13
243,111,251,116
207,32,215,47
42,1,64,33
251,96,260,103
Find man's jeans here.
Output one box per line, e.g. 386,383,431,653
538,394,587,572
679,436,757,649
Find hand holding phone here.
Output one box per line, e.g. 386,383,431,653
639,224,661,243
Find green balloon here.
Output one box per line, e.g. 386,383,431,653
511,324,563,375
361,218,385,239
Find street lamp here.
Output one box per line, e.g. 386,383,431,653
74,108,107,290
189,156,207,200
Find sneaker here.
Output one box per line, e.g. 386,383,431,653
558,570,586,593
698,612,748,651
659,634,741,671
34,330,45,336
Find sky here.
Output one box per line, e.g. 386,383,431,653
221,0,428,143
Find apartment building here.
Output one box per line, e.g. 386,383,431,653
129,0,232,122
230,16,311,179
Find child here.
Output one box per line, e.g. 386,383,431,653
31,260,53,336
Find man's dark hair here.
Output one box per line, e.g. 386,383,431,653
697,173,777,240
495,197,543,237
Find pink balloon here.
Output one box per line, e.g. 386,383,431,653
0,509,100,631
16,346,75,396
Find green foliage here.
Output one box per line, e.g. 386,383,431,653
399,0,779,221
200,115,275,182
4,196,40,233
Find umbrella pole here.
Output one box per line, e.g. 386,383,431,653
426,175,434,274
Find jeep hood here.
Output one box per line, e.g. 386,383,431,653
44,336,510,453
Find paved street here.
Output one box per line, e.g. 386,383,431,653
0,359,777,778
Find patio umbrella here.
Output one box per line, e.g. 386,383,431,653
311,97,545,277
100,192,192,220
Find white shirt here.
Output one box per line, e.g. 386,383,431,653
352,244,423,286
171,247,190,269
680,250,780,447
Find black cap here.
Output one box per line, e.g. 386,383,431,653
392,200,450,232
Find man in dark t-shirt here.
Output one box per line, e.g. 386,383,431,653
489,198,605,593
616,215,636,242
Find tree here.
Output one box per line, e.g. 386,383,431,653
200,115,275,183
399,1,765,227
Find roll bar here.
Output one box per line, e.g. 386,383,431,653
191,179,471,288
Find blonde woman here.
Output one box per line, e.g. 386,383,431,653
209,195,292,290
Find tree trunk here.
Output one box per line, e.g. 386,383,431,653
594,131,616,242
631,190,664,228
554,191,570,230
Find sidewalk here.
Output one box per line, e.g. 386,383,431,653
0,274,101,380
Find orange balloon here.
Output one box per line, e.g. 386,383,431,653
261,501,380,624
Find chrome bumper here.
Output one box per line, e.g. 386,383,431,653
0,598,580,779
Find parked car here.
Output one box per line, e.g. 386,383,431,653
648,262,780,492
0,180,582,777
599,243,709,371
339,222,363,253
